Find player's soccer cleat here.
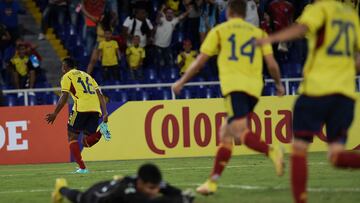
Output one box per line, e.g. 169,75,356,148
99,122,111,141
269,145,285,177
196,179,217,195
74,168,89,174
51,178,67,203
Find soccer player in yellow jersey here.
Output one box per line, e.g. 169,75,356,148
46,57,111,174
172,0,285,195
257,0,360,202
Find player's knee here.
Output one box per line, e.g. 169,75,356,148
230,119,248,137
68,132,78,141
328,144,345,166
292,139,309,156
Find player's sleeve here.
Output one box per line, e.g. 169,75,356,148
126,47,131,55
60,75,71,92
296,4,325,34
200,28,220,56
260,31,273,56
91,77,100,90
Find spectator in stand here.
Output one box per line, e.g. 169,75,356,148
199,0,217,43
0,0,24,43
123,6,154,48
260,12,271,33
38,0,68,40
16,37,42,62
8,44,36,97
267,0,294,52
69,0,81,28
183,0,201,48
177,39,197,75
153,6,191,69
216,0,228,23
81,0,106,55
245,0,259,27
0,89,4,106
86,11,116,75
98,29,121,81
0,23,11,54
126,35,145,80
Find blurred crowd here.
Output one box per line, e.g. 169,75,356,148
0,0,359,102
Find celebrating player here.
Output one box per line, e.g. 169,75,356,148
46,57,111,174
172,0,285,195
257,0,360,202
52,163,195,203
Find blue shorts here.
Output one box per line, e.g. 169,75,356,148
68,111,100,135
224,92,258,124
293,94,355,144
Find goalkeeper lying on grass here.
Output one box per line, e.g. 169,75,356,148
52,163,195,203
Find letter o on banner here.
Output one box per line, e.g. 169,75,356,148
194,113,212,147
162,114,180,148
0,126,5,149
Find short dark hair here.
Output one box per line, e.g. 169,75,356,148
227,0,247,17
62,57,77,69
138,163,162,185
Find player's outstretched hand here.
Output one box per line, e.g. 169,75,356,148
102,112,109,123
172,80,184,95
275,83,285,97
46,113,57,124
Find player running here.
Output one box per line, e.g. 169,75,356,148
172,0,285,195
46,57,111,174
257,0,360,202
52,163,195,203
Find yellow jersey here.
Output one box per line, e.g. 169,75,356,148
336,0,359,11
11,56,29,77
98,40,119,66
177,51,197,74
60,69,101,114
200,18,273,97
126,46,145,69
297,0,360,99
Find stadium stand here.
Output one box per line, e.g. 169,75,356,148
0,0,338,106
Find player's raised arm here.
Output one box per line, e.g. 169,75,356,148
257,3,324,46
172,53,210,95
46,91,69,124
257,24,308,45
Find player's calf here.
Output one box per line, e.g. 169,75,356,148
329,143,360,169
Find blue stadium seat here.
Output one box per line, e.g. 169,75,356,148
290,82,300,95
160,89,172,100
28,95,37,106
5,95,16,107
144,68,157,82
138,90,150,101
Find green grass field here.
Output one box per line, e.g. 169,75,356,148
0,152,359,203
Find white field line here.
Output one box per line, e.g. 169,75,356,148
1,184,360,195
0,162,328,178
